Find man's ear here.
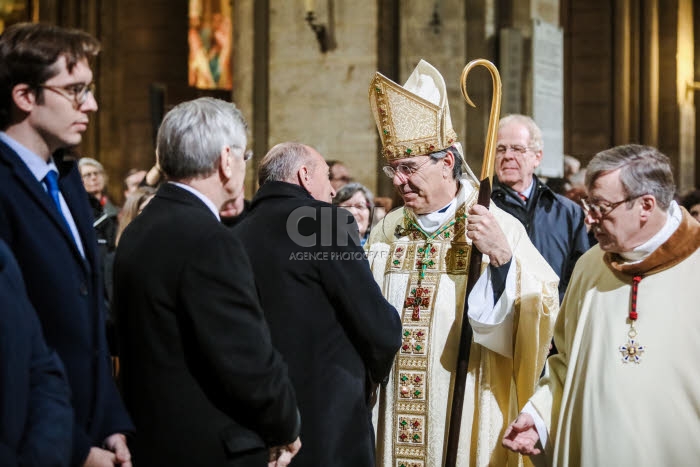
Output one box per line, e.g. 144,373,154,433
219,146,232,179
11,84,35,113
443,151,456,177
639,194,657,220
298,165,312,191
532,149,544,168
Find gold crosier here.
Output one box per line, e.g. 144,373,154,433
443,59,502,467
460,58,502,184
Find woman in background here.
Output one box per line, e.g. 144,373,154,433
116,186,157,245
333,182,374,246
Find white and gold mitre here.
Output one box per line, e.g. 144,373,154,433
369,59,458,161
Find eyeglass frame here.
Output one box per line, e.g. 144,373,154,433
37,81,96,108
382,156,435,179
581,194,643,218
81,169,104,180
337,203,370,211
495,144,536,156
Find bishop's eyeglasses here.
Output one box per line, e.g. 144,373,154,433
38,81,96,108
382,157,434,179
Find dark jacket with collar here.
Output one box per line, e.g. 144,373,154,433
114,182,300,466
0,238,73,467
0,142,133,466
234,181,402,467
491,175,589,302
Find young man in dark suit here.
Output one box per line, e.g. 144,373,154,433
0,238,73,467
234,142,402,467
113,98,301,467
0,23,133,467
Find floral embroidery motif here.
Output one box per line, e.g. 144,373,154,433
390,244,409,270
397,415,425,445
397,370,426,400
447,242,471,273
400,327,428,356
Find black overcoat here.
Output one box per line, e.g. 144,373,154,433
235,182,402,467
114,183,300,466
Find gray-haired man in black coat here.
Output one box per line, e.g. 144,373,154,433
114,99,301,467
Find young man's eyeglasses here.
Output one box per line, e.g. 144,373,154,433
581,195,641,217
382,156,434,179
495,144,533,156
38,82,95,108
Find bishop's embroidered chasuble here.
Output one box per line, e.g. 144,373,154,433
367,179,559,467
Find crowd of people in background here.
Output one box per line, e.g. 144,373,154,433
1,22,699,467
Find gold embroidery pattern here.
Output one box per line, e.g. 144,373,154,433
413,243,441,273
404,286,434,321
396,460,424,467
393,272,437,465
400,328,428,356
397,415,425,444
397,370,426,400
388,240,472,276
389,194,477,466
388,243,408,271
369,69,457,161
447,242,471,273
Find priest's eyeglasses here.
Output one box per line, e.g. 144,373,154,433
38,81,96,108
382,157,433,179
495,144,531,156
581,195,641,217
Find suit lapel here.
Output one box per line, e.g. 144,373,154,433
59,168,95,268
0,143,89,269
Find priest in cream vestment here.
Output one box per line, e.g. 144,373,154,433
503,144,700,467
366,60,559,467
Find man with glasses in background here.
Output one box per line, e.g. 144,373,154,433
0,23,134,466
491,114,589,307
366,60,558,467
503,144,700,466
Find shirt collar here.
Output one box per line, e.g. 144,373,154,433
169,181,221,221
618,201,682,262
519,178,535,199
415,178,474,233
0,131,56,182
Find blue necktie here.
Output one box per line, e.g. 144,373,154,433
44,170,70,228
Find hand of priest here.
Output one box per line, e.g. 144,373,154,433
502,413,542,455
466,204,512,266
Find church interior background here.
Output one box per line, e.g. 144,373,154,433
2,0,698,204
